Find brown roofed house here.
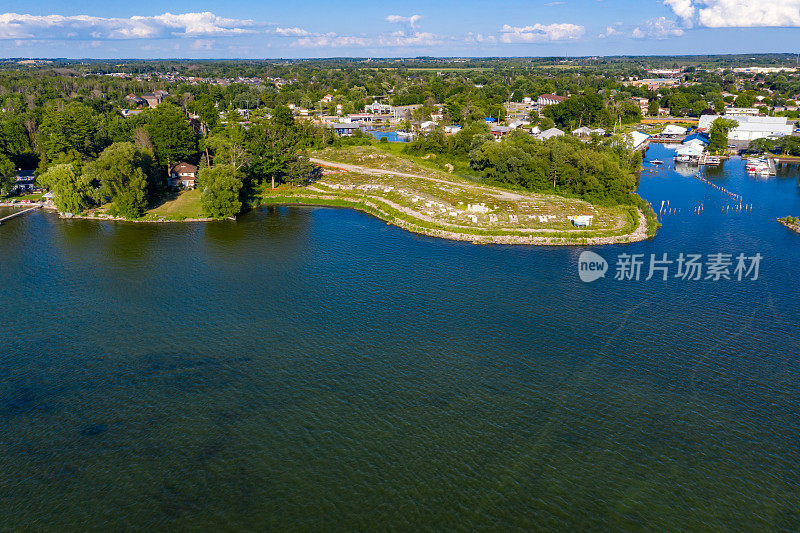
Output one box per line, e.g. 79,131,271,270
170,163,198,189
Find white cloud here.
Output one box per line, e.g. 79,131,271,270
275,27,310,37
664,0,800,27
0,12,261,40
664,0,696,25
632,17,685,39
292,33,370,48
385,14,422,28
499,23,585,43
288,14,439,49
599,22,622,38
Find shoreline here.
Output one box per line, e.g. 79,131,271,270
778,217,800,234
3,195,655,247
260,194,653,246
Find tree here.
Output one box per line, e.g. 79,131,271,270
38,103,102,161
708,118,739,151
199,165,243,219
0,153,15,196
203,124,249,171
247,122,300,188
284,155,320,187
734,93,756,108
38,164,92,214
647,100,659,117
83,142,154,219
145,104,198,168
271,105,295,128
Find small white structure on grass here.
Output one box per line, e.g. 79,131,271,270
569,215,594,227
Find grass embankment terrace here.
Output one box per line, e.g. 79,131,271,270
261,145,657,246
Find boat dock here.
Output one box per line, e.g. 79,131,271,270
0,205,42,225
767,158,777,175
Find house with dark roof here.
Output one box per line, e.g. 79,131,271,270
141,92,167,108
126,94,147,107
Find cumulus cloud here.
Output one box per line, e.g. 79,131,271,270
274,27,310,37
0,12,260,40
499,23,585,43
385,14,422,28
599,22,622,38
632,17,685,39
664,0,800,27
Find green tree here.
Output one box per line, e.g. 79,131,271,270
247,122,300,188
38,164,92,214
145,104,198,168
83,142,153,219
734,93,756,108
647,100,659,116
199,165,243,219
271,105,295,128
0,153,15,196
708,118,739,151
284,155,319,187
38,103,102,161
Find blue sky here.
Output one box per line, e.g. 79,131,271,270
2,0,800,58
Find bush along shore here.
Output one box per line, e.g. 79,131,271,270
778,216,800,234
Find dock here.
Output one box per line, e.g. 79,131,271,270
0,205,42,225
767,158,777,175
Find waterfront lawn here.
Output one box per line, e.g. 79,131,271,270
147,189,204,220
2,192,44,202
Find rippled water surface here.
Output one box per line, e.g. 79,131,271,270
2,144,800,530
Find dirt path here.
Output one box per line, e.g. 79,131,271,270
310,157,528,201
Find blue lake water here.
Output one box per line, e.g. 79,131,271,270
368,130,410,142
1,143,799,529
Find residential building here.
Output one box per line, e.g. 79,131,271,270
490,125,513,139
539,127,565,140
169,163,198,189
125,94,147,107
537,94,568,108
631,97,650,115
141,92,167,108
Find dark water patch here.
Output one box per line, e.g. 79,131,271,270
80,423,108,437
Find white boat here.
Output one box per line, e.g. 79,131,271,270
651,159,663,165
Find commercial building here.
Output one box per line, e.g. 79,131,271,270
697,114,794,142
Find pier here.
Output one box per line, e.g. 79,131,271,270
0,205,42,225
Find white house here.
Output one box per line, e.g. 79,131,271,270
539,127,565,140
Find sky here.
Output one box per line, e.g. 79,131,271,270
1,0,800,59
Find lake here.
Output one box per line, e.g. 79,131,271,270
1,143,799,529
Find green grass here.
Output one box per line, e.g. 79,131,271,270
2,192,44,202
146,189,205,220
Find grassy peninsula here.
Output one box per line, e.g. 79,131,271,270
261,145,658,246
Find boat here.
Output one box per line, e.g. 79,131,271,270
651,159,663,165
